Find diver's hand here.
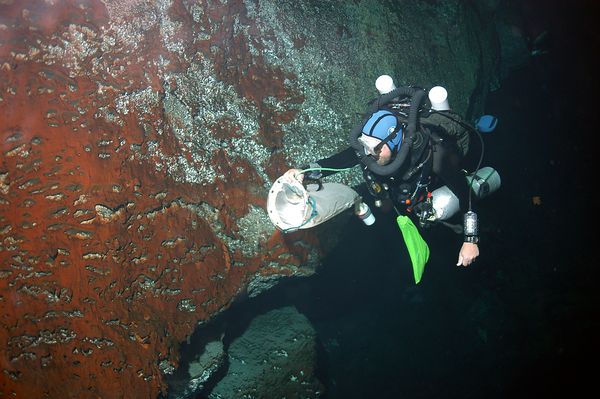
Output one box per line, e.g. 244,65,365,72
456,242,479,267
283,169,303,183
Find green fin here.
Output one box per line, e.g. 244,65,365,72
396,215,430,284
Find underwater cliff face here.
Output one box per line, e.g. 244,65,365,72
0,0,497,397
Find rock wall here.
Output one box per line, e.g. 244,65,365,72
207,306,322,399
0,0,498,397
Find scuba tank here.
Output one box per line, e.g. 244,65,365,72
429,166,501,221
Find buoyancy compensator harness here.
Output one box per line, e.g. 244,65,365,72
349,87,435,214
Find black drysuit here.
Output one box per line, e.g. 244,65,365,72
313,131,472,216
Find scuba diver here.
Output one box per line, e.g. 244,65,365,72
267,75,500,281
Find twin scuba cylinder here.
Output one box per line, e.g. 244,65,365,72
428,166,501,221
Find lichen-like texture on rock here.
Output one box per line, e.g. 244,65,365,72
0,1,320,397
209,306,323,399
0,0,497,397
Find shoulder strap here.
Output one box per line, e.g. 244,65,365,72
420,111,470,156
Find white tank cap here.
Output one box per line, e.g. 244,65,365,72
429,86,450,111
375,75,396,95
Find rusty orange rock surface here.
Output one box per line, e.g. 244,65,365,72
0,1,318,397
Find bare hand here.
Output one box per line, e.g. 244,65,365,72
456,242,479,267
283,168,303,183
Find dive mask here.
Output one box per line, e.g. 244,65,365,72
358,134,384,157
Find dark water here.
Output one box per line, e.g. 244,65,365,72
298,16,596,396
192,61,594,397
298,5,593,397
297,53,595,398
182,3,597,398
266,65,594,398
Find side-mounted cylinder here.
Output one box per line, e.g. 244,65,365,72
430,166,501,220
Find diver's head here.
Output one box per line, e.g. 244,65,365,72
358,134,392,165
359,110,402,165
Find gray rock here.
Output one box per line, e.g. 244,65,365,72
209,306,323,399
